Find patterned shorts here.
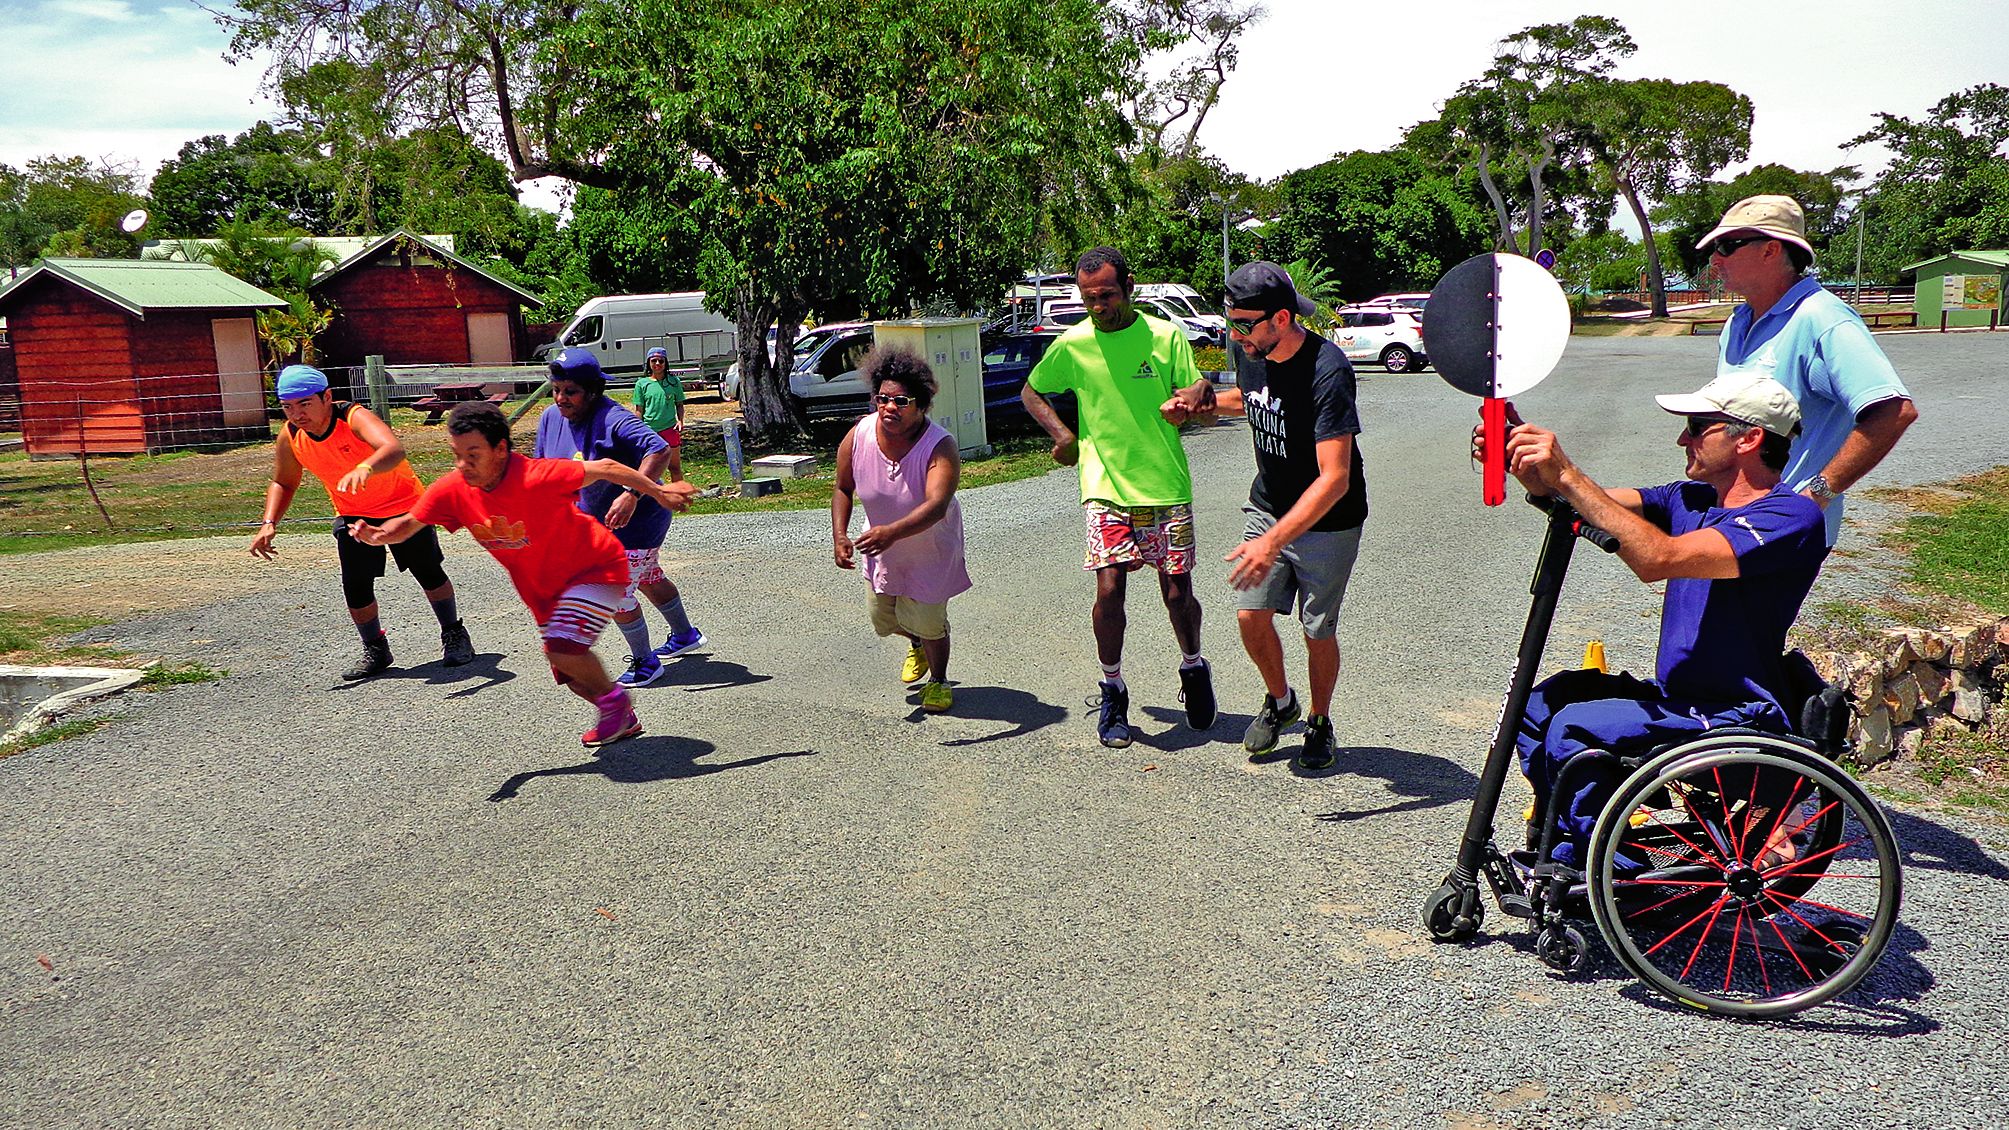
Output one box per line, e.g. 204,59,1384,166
1082,501,1196,575
618,547,667,611
538,581,625,652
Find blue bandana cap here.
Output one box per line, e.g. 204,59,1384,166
276,364,330,401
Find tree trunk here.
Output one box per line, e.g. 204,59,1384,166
1524,146,1553,256
1472,142,1517,252
734,291,809,443
1617,176,1669,318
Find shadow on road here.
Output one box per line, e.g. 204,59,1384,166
1136,705,1245,752
920,685,1069,746
1312,745,1479,819
1886,807,2009,880
486,736,815,801
328,652,517,697
645,655,774,693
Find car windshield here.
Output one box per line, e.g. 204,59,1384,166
791,328,841,366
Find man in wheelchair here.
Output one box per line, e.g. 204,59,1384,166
1483,372,1829,867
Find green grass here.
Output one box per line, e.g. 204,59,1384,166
139,661,227,687
1894,467,2009,614
0,610,123,666
0,715,118,761
0,409,1072,553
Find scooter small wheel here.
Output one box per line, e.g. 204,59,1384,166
1423,880,1481,942
1536,923,1590,974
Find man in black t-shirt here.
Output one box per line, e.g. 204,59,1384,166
1182,262,1367,771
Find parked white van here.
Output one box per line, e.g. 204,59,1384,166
1134,282,1226,335
533,292,738,385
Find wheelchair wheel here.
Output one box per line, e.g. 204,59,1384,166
1586,736,1901,1019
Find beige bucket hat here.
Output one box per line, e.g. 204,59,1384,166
1696,195,1815,262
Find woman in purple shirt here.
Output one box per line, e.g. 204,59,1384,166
830,348,971,714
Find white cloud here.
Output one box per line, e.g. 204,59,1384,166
47,0,139,21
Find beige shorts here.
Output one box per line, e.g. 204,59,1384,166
869,593,951,641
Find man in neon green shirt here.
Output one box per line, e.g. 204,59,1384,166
1021,246,1220,749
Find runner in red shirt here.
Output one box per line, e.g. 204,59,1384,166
356,402,697,747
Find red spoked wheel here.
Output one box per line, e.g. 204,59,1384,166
1587,736,1901,1019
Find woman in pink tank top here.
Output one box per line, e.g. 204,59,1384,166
831,348,972,713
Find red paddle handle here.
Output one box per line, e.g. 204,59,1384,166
1482,397,1507,507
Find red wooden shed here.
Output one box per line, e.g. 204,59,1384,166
0,259,285,455
310,230,543,373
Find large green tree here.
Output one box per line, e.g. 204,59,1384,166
225,0,1142,435
147,123,338,236
1847,83,2009,284
1579,78,1752,316
1267,148,1492,301
0,156,148,268
1656,164,1861,283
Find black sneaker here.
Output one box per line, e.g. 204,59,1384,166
440,621,475,667
1243,690,1301,755
344,634,393,680
1090,680,1132,748
1178,659,1217,730
1296,714,1336,772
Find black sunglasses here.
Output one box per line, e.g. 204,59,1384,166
874,394,918,407
1685,415,1736,438
1226,312,1272,335
1709,234,1770,259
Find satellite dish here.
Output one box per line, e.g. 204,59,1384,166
120,209,149,233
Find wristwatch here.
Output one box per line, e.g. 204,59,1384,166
1805,474,1837,502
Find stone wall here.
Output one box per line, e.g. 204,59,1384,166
1807,618,2008,766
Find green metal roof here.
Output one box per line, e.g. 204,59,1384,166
1899,250,2009,273
0,258,287,318
311,230,543,307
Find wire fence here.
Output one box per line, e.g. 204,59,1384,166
0,364,563,456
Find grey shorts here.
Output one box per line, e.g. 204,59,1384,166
1233,507,1362,640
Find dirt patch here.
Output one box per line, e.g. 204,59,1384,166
0,534,334,618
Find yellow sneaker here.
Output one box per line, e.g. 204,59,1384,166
920,681,953,713
900,645,928,684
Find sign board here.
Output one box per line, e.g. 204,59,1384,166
1942,273,2003,310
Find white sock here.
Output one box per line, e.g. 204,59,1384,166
1180,650,1204,669
1100,661,1124,689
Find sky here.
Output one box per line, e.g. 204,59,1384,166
1,0,2005,228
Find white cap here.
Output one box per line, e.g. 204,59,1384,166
1654,372,1802,438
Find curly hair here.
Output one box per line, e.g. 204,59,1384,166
861,347,938,412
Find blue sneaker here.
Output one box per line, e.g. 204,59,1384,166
654,627,708,658
1090,680,1132,749
616,653,666,687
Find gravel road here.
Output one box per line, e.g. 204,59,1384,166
2,333,2006,1128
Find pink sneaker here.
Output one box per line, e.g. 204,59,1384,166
582,687,642,748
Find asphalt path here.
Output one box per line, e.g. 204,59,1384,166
3,333,2007,1128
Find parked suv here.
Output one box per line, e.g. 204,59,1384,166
1331,304,1429,373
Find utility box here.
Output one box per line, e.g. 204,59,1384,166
873,318,988,455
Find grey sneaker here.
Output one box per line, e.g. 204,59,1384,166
1243,690,1301,755
440,621,475,667
344,634,394,680
1296,714,1336,772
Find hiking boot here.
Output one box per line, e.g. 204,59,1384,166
439,621,475,667
1296,714,1336,772
583,687,643,748
1243,690,1301,755
654,627,708,658
1090,680,1132,749
900,645,929,685
343,634,394,680
616,652,667,688
1178,658,1217,730
920,681,954,713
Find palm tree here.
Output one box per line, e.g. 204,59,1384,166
1282,258,1342,333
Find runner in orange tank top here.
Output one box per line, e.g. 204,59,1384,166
249,364,475,679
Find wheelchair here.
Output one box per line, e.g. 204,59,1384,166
1422,496,1903,1020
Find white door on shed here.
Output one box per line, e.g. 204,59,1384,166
466,312,513,365
211,317,264,426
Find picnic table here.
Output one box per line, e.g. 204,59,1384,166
411,381,512,424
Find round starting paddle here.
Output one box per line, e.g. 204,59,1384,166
1420,253,1571,505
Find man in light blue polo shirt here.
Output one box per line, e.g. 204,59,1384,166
1700,195,1919,545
